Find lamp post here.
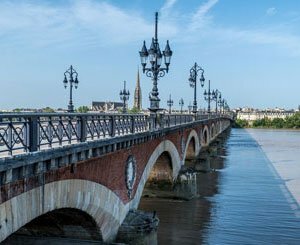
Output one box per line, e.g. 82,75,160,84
217,94,223,113
179,98,184,114
120,81,130,113
218,98,225,113
188,62,205,114
139,12,173,113
167,94,173,114
212,89,220,113
203,80,214,114
221,99,225,113
63,65,79,113
224,100,229,112
188,102,192,114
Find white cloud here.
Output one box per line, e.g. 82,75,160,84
179,1,300,56
212,27,300,56
0,0,299,57
188,0,219,31
266,7,277,16
161,0,177,17
0,0,177,48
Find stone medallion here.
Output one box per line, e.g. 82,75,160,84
125,155,137,198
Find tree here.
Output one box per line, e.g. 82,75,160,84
13,108,21,112
252,118,272,128
42,107,55,113
129,107,141,114
271,118,285,128
234,119,249,128
76,106,89,113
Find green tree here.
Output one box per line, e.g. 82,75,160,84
285,112,300,128
234,119,249,128
129,107,141,114
76,106,90,113
271,118,285,128
13,108,21,112
252,118,272,128
42,107,55,113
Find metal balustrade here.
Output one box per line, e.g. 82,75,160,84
0,112,233,157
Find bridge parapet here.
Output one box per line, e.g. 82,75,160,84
0,112,233,157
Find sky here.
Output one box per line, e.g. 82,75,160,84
1,0,300,110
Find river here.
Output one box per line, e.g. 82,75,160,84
139,128,300,244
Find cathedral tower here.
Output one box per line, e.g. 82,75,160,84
134,68,142,110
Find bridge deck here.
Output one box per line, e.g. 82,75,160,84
0,112,232,158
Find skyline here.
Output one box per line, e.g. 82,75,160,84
1,0,300,110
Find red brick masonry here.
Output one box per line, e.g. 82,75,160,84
0,124,210,205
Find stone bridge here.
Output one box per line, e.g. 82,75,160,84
0,112,232,242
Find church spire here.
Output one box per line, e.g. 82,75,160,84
134,67,142,110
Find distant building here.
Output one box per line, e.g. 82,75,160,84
237,108,295,122
92,101,123,112
134,68,142,110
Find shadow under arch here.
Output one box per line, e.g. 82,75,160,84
130,140,181,209
4,208,102,243
202,126,209,147
146,151,173,187
183,129,201,162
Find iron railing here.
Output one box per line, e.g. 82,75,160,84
0,112,233,157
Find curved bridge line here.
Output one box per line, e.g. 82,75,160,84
130,140,181,209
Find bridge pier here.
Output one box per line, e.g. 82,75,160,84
116,209,159,244
173,170,198,200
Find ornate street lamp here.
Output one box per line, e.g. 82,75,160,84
179,98,184,114
139,12,173,113
63,65,79,113
218,98,225,113
217,93,223,113
212,89,220,113
120,81,130,113
188,102,192,114
188,62,205,114
167,94,173,114
224,100,229,112
203,80,214,114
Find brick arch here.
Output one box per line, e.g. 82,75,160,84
0,179,128,243
130,140,181,209
182,129,201,162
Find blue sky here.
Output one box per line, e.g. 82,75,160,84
1,0,300,110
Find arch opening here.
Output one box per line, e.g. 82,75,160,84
203,129,208,146
145,151,173,190
4,208,102,243
185,137,196,161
